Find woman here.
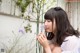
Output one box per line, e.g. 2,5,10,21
37,7,80,53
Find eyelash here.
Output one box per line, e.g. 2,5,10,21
47,20,51,22
44,20,51,23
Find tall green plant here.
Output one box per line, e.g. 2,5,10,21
31,0,46,53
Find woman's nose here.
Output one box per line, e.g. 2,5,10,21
44,21,48,26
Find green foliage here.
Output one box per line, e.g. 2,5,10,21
24,24,32,33
0,0,2,2
32,0,46,13
16,0,32,16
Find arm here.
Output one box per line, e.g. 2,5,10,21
52,46,62,53
37,32,62,53
44,47,52,53
43,46,62,53
43,45,62,53
37,32,52,53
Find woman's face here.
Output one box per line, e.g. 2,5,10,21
44,19,56,33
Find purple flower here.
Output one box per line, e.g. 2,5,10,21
19,28,25,34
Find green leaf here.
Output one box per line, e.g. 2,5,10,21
16,0,32,17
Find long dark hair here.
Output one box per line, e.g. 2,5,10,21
44,7,79,46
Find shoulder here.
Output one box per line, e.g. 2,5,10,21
64,35,79,42
61,35,80,50
64,35,80,46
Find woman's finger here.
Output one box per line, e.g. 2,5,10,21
40,32,47,38
37,36,44,44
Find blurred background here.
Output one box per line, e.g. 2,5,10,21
0,0,80,53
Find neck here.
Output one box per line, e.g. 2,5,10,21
53,30,57,36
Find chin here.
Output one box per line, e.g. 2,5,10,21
45,30,52,32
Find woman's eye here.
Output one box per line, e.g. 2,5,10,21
44,20,51,22
47,20,51,22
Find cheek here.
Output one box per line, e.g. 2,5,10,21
49,23,53,31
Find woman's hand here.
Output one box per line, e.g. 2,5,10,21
37,32,62,53
37,32,49,48
37,32,52,53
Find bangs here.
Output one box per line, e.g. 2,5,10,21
44,8,55,21
44,13,53,21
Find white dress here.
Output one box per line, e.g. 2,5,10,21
61,35,80,53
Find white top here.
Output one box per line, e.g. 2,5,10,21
61,35,80,53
